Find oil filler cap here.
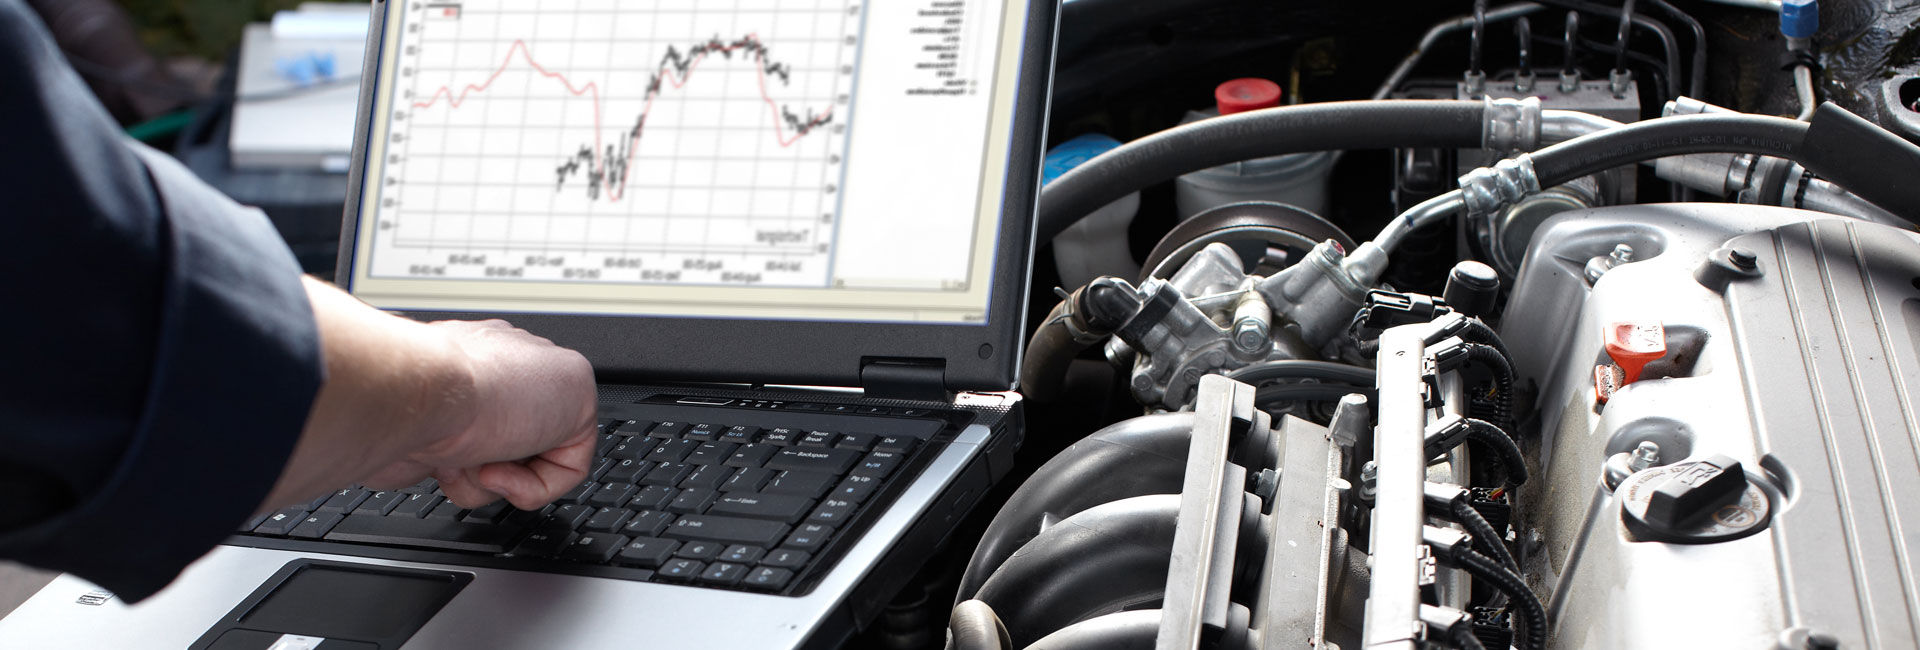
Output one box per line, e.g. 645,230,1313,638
1215,78,1282,115
1619,453,1773,544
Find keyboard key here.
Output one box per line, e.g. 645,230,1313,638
668,488,719,514
622,510,675,538
588,483,638,508
641,462,693,487
627,485,676,511
548,504,595,530
675,540,724,561
390,493,444,519
743,566,795,591
357,491,405,516
462,500,512,524
425,502,464,520
611,419,653,435
687,442,738,466
595,433,622,457
503,506,551,528
720,545,765,564
724,444,778,468
647,439,698,463
720,426,761,444
326,514,522,553
709,493,815,524
616,537,680,568
699,562,747,586
588,458,613,481
665,515,790,547
240,513,269,532
583,507,632,533
721,467,775,492
797,431,839,448
679,465,731,491
565,534,629,563
511,529,577,558
289,512,344,539
836,433,878,452
607,440,649,461
401,478,439,495
808,499,858,525
850,451,904,479
783,524,833,551
317,488,371,514
761,548,812,569
686,423,726,442
763,471,838,498
873,436,919,454
558,480,597,505
764,448,861,475
299,493,333,511
657,559,704,580
649,421,689,439
832,475,881,503
606,459,652,483
761,428,801,446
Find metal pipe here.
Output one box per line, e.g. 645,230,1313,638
1374,3,1549,100
1541,109,1623,143
1793,65,1817,121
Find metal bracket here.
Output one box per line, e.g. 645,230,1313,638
1362,325,1437,650
1158,374,1254,650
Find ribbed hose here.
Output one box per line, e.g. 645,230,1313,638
1453,548,1548,650
1461,343,1515,433
1434,418,1528,485
1453,499,1518,573
947,600,1011,650
1037,100,1489,245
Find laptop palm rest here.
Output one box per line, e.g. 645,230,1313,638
190,560,470,650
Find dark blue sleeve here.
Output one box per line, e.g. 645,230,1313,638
0,0,324,602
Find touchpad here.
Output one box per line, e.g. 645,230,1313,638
191,560,471,650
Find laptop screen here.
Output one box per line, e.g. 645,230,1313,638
343,0,1035,325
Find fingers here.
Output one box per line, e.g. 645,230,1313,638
476,430,595,510
361,459,435,491
435,468,501,508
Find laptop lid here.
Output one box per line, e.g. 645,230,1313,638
336,0,1056,393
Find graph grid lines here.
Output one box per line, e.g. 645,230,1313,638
369,0,859,287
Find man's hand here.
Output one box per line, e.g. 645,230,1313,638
259,279,598,513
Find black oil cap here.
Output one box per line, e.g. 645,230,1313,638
1643,453,1747,530
1443,261,1500,318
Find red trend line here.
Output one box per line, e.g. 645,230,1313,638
409,36,830,202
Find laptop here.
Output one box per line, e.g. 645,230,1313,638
0,0,1055,647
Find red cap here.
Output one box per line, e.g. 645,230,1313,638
1215,78,1282,115
1604,321,1667,385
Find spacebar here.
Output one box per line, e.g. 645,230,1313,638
324,514,521,553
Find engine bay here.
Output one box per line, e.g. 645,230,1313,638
926,1,1920,649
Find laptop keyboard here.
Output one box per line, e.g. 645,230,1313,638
235,401,945,596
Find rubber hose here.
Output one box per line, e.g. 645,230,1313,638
947,600,1010,650
1254,382,1376,406
1021,301,1088,403
1024,610,1161,650
1462,418,1528,485
1453,499,1518,573
973,495,1180,647
1454,548,1547,650
1038,100,1488,245
955,413,1195,602
1226,360,1376,386
1528,113,1809,187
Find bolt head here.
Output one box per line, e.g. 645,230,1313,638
1730,248,1759,270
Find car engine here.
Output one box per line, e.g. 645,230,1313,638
919,1,1920,649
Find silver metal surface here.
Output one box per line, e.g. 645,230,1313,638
0,424,995,650
1361,327,1432,650
1251,416,1344,650
1503,203,1920,648
1158,375,1254,650
1482,97,1542,153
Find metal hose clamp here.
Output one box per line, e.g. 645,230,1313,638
1458,155,1542,220
1482,96,1542,154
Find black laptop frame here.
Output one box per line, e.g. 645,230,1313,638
336,0,1057,392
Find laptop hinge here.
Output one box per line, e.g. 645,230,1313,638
859,358,952,402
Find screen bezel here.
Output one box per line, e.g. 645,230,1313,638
336,0,1056,391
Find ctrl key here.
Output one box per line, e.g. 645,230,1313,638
616,537,681,568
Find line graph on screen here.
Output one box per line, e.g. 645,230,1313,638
369,1,859,287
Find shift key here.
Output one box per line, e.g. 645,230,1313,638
764,448,861,475
663,515,789,547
